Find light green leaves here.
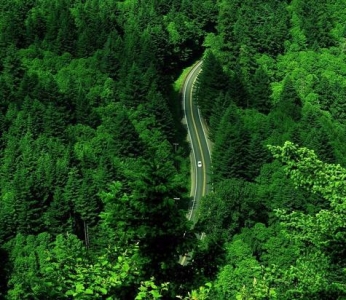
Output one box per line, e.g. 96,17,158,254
135,278,169,300
268,141,346,297
268,141,346,209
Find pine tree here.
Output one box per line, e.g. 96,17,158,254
249,66,272,113
216,0,242,69
212,104,251,182
2,45,26,97
118,63,149,108
44,188,72,235
62,167,81,235
209,92,232,142
147,86,175,142
75,171,100,226
25,7,46,44
100,31,123,80
228,69,249,109
275,77,302,122
113,106,143,158
196,51,229,122
99,138,191,282
294,0,336,49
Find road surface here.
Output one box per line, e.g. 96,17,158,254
180,61,211,265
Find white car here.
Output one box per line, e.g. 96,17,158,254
197,161,202,168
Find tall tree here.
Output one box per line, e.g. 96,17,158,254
270,77,303,127
196,50,229,122
212,104,251,182
248,66,272,113
147,86,175,142
209,92,232,141
99,138,191,283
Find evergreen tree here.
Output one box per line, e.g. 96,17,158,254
2,45,25,97
293,0,336,49
215,0,242,69
0,0,32,48
196,51,229,122
274,77,303,122
99,138,191,283
100,103,143,158
25,7,47,44
249,66,272,113
147,86,175,142
227,69,248,109
198,178,262,244
209,92,231,142
118,62,150,108
212,104,250,182
75,170,101,230
100,31,123,80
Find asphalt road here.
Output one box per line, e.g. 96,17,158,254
183,61,211,223
179,61,211,266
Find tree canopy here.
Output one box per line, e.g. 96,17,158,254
1,0,346,298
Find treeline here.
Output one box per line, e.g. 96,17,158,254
195,0,346,299
0,0,218,299
2,0,346,299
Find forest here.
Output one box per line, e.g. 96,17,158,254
0,0,346,299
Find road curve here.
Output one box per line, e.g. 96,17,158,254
179,61,211,266
183,61,211,223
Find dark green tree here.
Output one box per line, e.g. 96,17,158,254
212,104,251,182
294,0,336,49
273,77,303,122
147,86,175,142
25,7,47,44
248,66,272,113
118,62,151,108
98,103,143,158
99,138,191,284
196,51,229,122
198,178,263,244
209,92,232,141
100,31,123,80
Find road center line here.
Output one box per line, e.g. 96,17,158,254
189,72,207,197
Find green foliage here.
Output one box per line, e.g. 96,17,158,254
268,141,346,298
198,179,263,244
210,237,276,300
290,0,337,49
4,233,166,299
269,141,346,207
211,104,251,182
195,50,229,122
46,239,138,299
178,282,212,300
197,2,346,299
135,278,169,300
0,0,218,297
3,0,346,298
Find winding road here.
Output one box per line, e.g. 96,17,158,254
180,61,211,265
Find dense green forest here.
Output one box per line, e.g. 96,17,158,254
195,0,346,299
1,0,346,299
